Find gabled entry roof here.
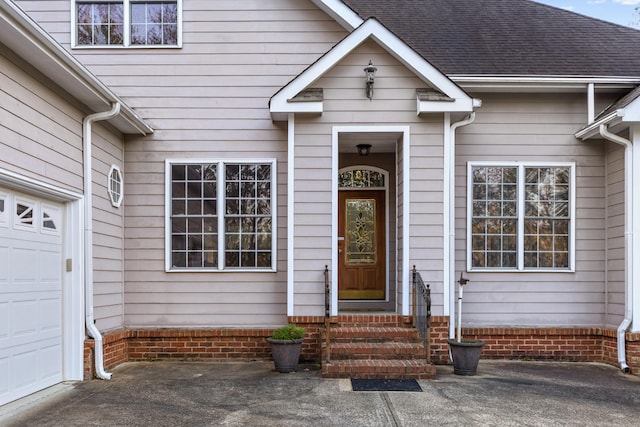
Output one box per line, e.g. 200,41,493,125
269,18,477,121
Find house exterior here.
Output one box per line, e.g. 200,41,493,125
2,0,640,405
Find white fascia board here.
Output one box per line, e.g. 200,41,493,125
418,98,475,114
310,0,363,30
0,0,152,135
621,97,640,123
270,18,472,118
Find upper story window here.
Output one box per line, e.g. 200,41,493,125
165,159,277,272
75,1,181,47
467,162,575,272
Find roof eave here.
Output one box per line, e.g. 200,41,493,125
0,0,152,135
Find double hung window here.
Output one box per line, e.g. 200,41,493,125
468,163,574,271
166,160,276,272
75,1,180,47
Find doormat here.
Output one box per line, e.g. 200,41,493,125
351,379,422,392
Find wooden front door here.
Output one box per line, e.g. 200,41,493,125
338,190,386,300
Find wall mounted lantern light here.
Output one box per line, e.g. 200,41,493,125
357,144,372,156
364,60,377,99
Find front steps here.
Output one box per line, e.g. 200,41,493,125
321,314,436,379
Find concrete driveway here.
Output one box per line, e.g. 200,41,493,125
2,360,640,426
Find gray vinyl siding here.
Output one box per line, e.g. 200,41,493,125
456,92,607,327
0,42,126,331
19,0,347,327
605,142,625,328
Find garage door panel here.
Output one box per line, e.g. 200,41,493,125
10,300,37,336
0,189,63,406
0,302,7,338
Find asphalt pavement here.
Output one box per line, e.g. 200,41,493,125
2,360,640,426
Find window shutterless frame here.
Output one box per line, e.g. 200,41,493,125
165,159,277,272
72,0,183,48
466,161,576,272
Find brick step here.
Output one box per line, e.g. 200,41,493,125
331,314,413,328
327,342,426,360
321,359,436,380
329,326,422,343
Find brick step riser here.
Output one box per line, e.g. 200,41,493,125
321,365,436,380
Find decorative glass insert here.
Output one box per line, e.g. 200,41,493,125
469,163,573,271
42,212,57,230
168,160,275,271
131,1,178,45
108,165,124,207
16,202,34,227
224,163,272,269
339,169,385,189
345,199,376,265
77,2,124,45
41,204,61,233
170,163,218,269
75,1,179,46
0,194,5,225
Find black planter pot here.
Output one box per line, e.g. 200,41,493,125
266,338,303,373
447,339,485,376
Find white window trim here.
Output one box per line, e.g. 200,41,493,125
165,158,277,273
466,161,576,273
108,164,124,208
71,0,183,49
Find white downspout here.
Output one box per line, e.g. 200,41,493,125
447,112,476,340
599,124,633,373
83,102,121,380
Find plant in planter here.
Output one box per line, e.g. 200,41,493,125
266,324,305,373
447,274,485,375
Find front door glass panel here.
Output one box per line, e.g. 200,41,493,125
345,199,376,265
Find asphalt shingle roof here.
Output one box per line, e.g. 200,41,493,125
342,0,640,77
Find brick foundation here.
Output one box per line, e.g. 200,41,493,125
83,315,640,379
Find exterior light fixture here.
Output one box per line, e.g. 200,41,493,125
364,60,377,99
357,144,372,156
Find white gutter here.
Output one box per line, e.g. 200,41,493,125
83,102,121,380
446,112,477,340
599,124,633,373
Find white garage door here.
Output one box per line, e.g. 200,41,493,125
0,188,64,406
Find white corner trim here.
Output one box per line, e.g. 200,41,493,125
270,18,472,118
401,129,411,316
287,114,295,316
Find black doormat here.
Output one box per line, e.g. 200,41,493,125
351,378,422,392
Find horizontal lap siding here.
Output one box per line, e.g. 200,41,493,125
0,47,84,192
21,0,346,327
294,41,445,315
1,41,126,330
455,92,606,327
606,143,625,328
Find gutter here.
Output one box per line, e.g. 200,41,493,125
83,103,122,380
446,112,477,340
598,124,633,373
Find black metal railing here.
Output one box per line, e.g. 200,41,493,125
324,265,331,363
412,265,431,363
